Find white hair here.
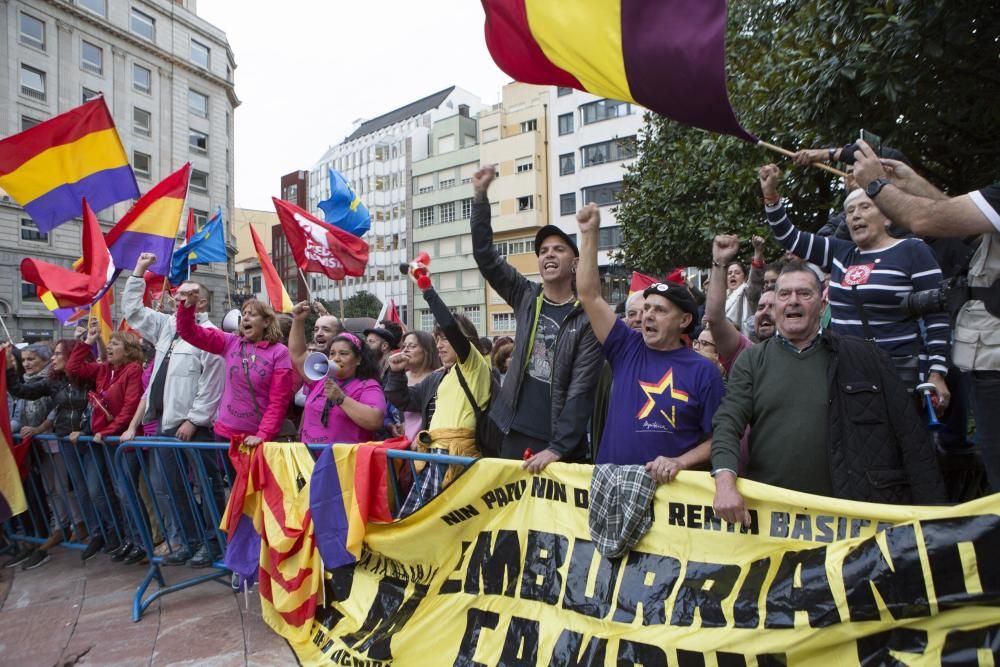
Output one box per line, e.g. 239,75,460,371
843,188,867,209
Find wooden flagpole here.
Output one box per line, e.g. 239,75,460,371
0,312,13,341
297,267,312,302
757,140,849,178
338,281,345,320
158,276,169,311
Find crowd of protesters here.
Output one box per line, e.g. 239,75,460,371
3,147,999,571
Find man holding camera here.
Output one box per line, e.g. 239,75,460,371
854,142,1000,491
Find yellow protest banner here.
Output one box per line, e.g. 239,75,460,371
293,460,999,666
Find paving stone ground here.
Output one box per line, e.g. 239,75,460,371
0,547,296,666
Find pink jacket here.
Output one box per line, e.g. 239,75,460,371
176,304,293,441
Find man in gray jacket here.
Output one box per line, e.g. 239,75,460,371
123,252,225,567
471,166,603,471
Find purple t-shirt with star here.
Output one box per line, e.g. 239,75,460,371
597,319,725,465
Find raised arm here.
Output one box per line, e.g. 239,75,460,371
745,235,766,310
175,299,226,355
706,235,745,359
122,253,171,341
575,203,616,344
469,166,533,308
759,164,852,272
853,142,997,237
423,284,471,363
288,301,311,379
65,337,101,382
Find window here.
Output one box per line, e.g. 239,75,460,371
133,151,151,178
437,134,455,153
558,113,574,135
580,99,631,125
189,128,208,153
19,13,45,50
417,207,435,228
461,269,480,289
21,116,42,131
133,63,151,93
21,281,39,301
582,181,623,207
285,183,298,201
20,219,48,243
494,237,531,257
190,169,209,192
559,153,575,176
559,193,576,216
419,310,434,331
78,0,106,17
481,126,498,143
492,312,516,332
188,89,209,117
191,40,210,69
598,225,623,251
81,41,103,75
438,202,456,224
438,272,457,290
517,196,534,212
82,87,101,104
191,209,209,228
439,178,455,189
131,8,155,41
520,119,537,133
20,65,46,101
461,198,473,219
458,305,481,330
133,107,151,137
582,136,637,167
557,86,573,97
516,157,533,173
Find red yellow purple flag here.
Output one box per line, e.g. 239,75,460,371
0,349,28,523
481,0,756,141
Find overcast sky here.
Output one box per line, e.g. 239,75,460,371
196,0,512,211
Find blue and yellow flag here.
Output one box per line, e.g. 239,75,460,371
317,169,370,237
169,208,226,284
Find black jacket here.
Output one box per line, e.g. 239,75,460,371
385,368,445,431
824,330,945,504
7,370,91,437
470,200,603,461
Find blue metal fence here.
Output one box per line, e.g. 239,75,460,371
4,435,474,622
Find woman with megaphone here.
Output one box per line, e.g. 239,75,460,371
288,302,385,445
386,260,490,516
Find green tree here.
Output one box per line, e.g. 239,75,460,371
616,0,1000,270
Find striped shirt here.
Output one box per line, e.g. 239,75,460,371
766,201,950,374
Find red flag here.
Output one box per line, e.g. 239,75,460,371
142,271,172,308
185,208,196,242
0,349,28,520
272,197,368,280
20,199,116,310
665,267,686,284
250,225,294,313
385,298,407,334
629,271,660,294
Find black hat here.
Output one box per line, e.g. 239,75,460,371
642,283,699,333
534,225,579,257
364,327,399,349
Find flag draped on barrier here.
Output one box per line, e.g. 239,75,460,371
0,97,139,232
105,163,190,276
481,0,756,142
250,225,294,313
273,198,369,280
0,350,27,523
20,199,116,313
273,458,1000,666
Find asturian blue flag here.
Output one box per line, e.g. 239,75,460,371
169,208,227,284
317,169,370,237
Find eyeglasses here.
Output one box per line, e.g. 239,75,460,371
692,339,717,350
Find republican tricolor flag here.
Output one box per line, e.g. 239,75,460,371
482,0,755,142
273,197,368,281
249,225,293,313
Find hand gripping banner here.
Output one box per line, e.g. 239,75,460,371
291,460,999,666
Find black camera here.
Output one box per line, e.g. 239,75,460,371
900,275,988,318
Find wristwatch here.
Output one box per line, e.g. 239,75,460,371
865,178,890,198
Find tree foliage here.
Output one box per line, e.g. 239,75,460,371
616,0,1000,271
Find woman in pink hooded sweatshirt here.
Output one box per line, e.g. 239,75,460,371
175,292,293,447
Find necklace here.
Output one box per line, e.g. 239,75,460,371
542,293,576,307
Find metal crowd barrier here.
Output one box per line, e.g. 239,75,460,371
3,435,475,622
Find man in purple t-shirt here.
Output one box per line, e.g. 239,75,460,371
576,204,725,482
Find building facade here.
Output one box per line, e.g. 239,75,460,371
0,0,237,341
409,107,481,332
276,169,308,301
307,86,482,327
547,87,643,306
231,207,277,307
478,83,550,338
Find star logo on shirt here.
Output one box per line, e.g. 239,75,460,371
637,369,689,427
